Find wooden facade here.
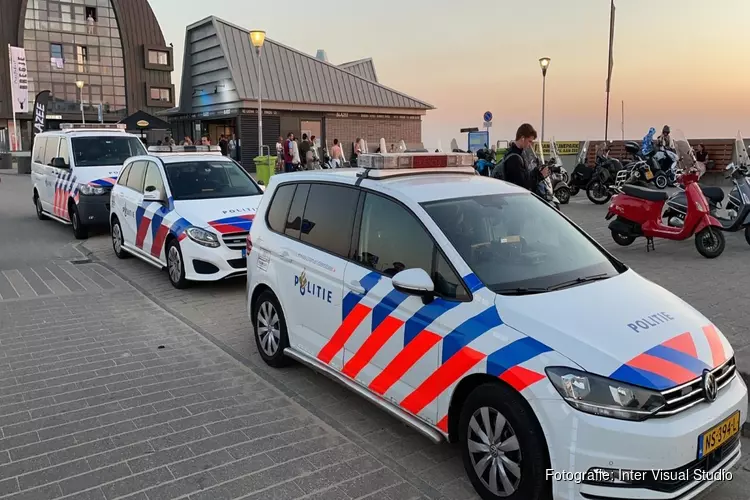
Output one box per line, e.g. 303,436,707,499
0,0,173,122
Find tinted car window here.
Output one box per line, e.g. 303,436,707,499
117,164,132,186
70,136,146,167
267,184,296,233
143,162,165,193
58,139,70,166
33,137,47,163
43,137,60,165
164,160,262,200
285,184,310,240
356,193,433,277
126,161,146,192
300,184,358,258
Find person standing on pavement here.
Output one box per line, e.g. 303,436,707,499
493,123,547,190
283,132,295,173
218,134,228,156
330,139,343,167
228,134,237,160
299,134,311,169
275,136,284,171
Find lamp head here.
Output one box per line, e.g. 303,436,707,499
539,57,551,76
75,80,85,89
249,30,266,48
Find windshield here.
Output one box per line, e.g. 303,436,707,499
736,131,749,166
422,193,621,294
71,136,146,167
164,160,263,201
576,140,589,165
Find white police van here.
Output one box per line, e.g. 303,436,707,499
31,123,147,239
245,151,747,500
109,145,264,288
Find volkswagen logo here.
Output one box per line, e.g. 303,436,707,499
702,370,718,402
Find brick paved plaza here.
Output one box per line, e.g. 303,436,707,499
1,172,749,499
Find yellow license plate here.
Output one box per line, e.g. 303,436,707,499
645,170,654,180
698,411,740,458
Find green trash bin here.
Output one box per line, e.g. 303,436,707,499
253,155,277,186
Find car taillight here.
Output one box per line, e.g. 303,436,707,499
246,233,253,253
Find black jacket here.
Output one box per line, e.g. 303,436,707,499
502,143,530,189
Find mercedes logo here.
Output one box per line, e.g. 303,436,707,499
702,370,718,402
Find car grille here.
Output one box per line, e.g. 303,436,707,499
655,357,736,417
221,231,248,251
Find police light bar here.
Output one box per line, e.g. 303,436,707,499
358,152,474,170
60,123,126,131
147,145,222,154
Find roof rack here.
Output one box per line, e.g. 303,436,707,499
356,152,476,180
147,145,223,155
60,123,126,132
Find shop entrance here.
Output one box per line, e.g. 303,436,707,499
301,120,322,147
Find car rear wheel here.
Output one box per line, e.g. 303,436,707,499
459,383,549,500
252,290,290,367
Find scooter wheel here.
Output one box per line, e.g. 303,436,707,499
654,174,668,189
611,231,636,246
556,186,571,205
569,186,580,197
695,227,725,259
586,181,612,205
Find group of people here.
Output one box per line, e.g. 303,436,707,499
276,133,347,173
175,134,239,159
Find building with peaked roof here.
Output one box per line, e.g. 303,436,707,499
165,16,434,169
0,0,174,150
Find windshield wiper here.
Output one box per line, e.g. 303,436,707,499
492,287,550,296
546,273,611,291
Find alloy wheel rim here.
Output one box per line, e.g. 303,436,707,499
468,407,522,497
112,224,122,253
656,176,667,188
257,301,281,356
168,246,182,283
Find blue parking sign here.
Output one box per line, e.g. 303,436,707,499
483,111,493,123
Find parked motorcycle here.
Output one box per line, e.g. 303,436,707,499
605,131,725,258
586,143,627,204
569,140,593,197
474,146,495,176
527,143,560,209
639,132,675,189
664,132,750,243
548,139,571,204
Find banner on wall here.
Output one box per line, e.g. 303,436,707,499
8,45,29,113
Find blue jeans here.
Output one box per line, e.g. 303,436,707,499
284,163,295,173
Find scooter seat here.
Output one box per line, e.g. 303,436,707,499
700,186,724,204
622,184,669,202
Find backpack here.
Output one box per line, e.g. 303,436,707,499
491,152,522,180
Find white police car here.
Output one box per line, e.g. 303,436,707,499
109,145,264,288
31,123,146,239
245,151,747,500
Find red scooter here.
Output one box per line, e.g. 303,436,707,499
605,168,726,258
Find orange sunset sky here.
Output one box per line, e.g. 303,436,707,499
152,0,750,147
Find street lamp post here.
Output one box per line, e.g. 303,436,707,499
249,30,266,157
538,57,550,144
75,80,85,124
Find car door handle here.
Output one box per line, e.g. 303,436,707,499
279,251,293,263
346,280,366,294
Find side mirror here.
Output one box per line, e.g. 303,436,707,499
51,157,68,168
392,268,435,304
143,188,164,202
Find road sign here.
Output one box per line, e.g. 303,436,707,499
483,111,493,122
484,121,492,128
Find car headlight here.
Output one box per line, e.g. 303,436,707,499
79,184,107,196
545,367,666,421
185,227,220,248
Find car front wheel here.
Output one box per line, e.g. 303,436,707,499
459,383,550,500
166,239,189,289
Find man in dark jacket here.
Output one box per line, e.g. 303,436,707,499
498,123,546,189
299,134,311,167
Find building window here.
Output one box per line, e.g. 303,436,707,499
148,50,169,66
150,87,172,102
50,43,64,69
76,45,88,72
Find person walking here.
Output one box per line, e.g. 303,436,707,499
330,138,343,168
